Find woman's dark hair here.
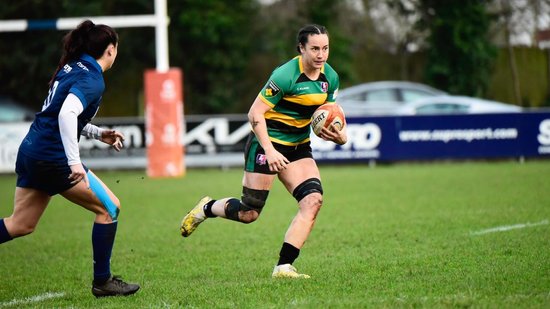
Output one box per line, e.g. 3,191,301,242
49,20,118,86
296,24,328,53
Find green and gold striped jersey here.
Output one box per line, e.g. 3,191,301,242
258,55,339,146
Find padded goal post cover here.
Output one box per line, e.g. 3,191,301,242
144,68,185,178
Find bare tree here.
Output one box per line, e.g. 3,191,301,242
493,0,523,105
362,0,429,80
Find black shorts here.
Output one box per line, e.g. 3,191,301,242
15,151,87,196
243,133,313,174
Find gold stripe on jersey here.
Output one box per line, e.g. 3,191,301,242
284,93,328,106
264,110,310,128
259,95,276,108
269,135,311,146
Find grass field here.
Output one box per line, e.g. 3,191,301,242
0,160,549,308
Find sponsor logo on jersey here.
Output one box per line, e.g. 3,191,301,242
265,80,280,97
77,62,89,72
320,82,328,93
63,64,72,73
256,154,267,165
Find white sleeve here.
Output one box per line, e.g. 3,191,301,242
58,93,84,166
81,123,105,140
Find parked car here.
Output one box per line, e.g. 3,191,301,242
337,81,447,116
0,96,36,122
393,95,522,115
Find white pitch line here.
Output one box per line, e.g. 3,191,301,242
0,292,65,308
470,220,549,236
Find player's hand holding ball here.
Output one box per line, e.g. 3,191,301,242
311,103,347,145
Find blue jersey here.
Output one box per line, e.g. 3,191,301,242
19,54,104,163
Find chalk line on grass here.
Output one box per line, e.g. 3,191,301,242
0,292,65,308
470,219,548,236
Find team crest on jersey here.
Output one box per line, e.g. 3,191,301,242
63,64,72,73
265,80,280,97
320,82,328,93
256,154,267,165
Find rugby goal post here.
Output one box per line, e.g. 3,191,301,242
0,0,185,178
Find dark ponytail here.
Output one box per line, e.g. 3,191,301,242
49,20,118,87
296,24,328,53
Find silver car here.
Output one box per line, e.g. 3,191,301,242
337,81,446,116
394,95,522,115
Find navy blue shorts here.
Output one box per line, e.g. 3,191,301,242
15,151,87,196
243,133,313,174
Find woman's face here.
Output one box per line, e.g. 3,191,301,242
300,33,329,71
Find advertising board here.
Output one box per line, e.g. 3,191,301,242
1,112,549,173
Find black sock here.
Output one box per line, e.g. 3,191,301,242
0,219,13,244
92,222,117,284
203,200,217,218
277,242,300,265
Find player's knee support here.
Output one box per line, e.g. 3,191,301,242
224,198,242,221
241,187,269,214
292,178,323,202
224,187,269,222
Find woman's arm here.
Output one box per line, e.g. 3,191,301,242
82,124,124,151
248,96,289,172
59,93,84,166
58,93,88,186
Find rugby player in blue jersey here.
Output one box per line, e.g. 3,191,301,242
0,20,139,297
180,24,347,278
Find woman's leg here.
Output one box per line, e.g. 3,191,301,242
208,172,276,221
180,172,276,237
272,158,322,278
60,170,139,297
1,187,51,243
278,158,322,249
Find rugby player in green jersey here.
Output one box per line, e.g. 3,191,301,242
180,24,347,278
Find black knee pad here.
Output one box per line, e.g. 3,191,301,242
224,198,243,221
241,187,269,214
292,178,323,202
224,188,269,221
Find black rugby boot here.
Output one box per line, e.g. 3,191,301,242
92,276,140,297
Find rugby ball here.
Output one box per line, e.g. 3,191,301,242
311,103,346,136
